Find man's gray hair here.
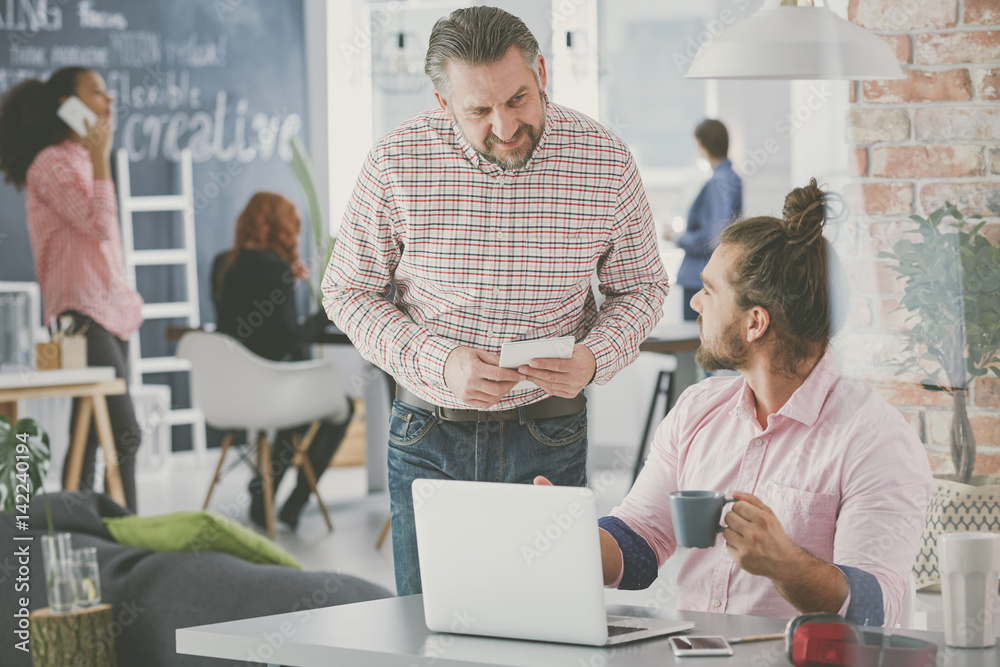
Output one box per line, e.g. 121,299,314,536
424,6,541,102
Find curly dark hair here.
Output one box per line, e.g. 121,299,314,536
0,67,88,189
719,178,848,377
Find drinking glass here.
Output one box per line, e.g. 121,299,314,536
0,292,31,369
41,533,77,613
72,547,102,607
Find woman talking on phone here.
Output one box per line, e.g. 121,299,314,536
0,67,144,511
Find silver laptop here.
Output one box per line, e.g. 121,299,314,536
411,479,694,646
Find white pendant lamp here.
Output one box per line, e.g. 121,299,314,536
685,0,904,80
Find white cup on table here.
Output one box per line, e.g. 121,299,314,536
939,532,1000,648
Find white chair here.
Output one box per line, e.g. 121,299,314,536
177,331,349,538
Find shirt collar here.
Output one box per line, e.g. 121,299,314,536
729,348,839,428
449,94,554,176
712,158,731,173
62,140,88,159
452,117,482,168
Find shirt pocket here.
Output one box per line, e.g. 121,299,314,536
761,482,838,563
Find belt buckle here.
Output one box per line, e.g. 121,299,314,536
435,406,462,424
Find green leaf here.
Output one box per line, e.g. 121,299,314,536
918,380,949,392
885,202,1000,450
0,417,51,514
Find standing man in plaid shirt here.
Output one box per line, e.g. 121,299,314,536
323,6,670,595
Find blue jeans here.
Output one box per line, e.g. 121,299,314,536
387,399,589,596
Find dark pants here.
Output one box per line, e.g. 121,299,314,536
62,312,141,512
683,287,700,322
249,400,354,516
387,400,589,596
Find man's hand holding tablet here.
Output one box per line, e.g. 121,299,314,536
443,336,595,408
500,336,596,398
498,336,576,369
443,347,525,409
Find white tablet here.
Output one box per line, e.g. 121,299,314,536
498,335,575,369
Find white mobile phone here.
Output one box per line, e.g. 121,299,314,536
56,95,98,136
498,335,575,369
668,635,734,657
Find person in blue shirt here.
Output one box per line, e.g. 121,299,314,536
676,119,743,321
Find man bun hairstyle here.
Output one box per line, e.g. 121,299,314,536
0,67,89,188
424,6,541,102
781,177,827,246
694,118,729,160
720,178,848,377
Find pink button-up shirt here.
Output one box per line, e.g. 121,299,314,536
611,351,932,626
25,141,143,340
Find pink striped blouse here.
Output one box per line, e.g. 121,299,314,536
25,141,143,340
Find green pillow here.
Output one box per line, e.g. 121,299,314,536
103,511,302,570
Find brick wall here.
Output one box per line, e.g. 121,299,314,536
843,0,1000,475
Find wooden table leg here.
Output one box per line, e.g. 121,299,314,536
63,397,93,491
0,399,17,423
376,516,391,550
259,432,275,540
92,395,126,507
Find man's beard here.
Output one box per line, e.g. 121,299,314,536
456,91,546,171
695,316,749,372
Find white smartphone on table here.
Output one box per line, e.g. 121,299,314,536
56,95,98,137
668,635,734,657
498,335,575,391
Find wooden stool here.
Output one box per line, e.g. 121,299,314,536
29,603,117,666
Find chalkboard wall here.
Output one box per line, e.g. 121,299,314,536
0,0,311,449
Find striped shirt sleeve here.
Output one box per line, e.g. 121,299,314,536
32,154,117,242
323,151,459,389
584,154,670,385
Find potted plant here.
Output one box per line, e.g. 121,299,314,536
878,201,1000,588
0,416,77,609
288,134,336,310
0,415,51,514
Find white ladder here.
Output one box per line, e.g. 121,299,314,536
116,148,206,457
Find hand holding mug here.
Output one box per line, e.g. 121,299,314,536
722,491,799,579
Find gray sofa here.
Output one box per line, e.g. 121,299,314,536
0,492,392,666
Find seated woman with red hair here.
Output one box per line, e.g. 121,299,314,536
211,191,352,530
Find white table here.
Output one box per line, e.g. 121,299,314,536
177,594,992,667
0,366,127,506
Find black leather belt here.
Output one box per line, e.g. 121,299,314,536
395,386,586,423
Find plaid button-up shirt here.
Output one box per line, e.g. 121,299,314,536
323,102,670,409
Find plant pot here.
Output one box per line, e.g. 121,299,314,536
913,474,1000,591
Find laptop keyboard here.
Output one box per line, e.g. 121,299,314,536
607,624,645,637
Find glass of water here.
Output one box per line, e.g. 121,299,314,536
72,547,102,607
41,533,77,613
